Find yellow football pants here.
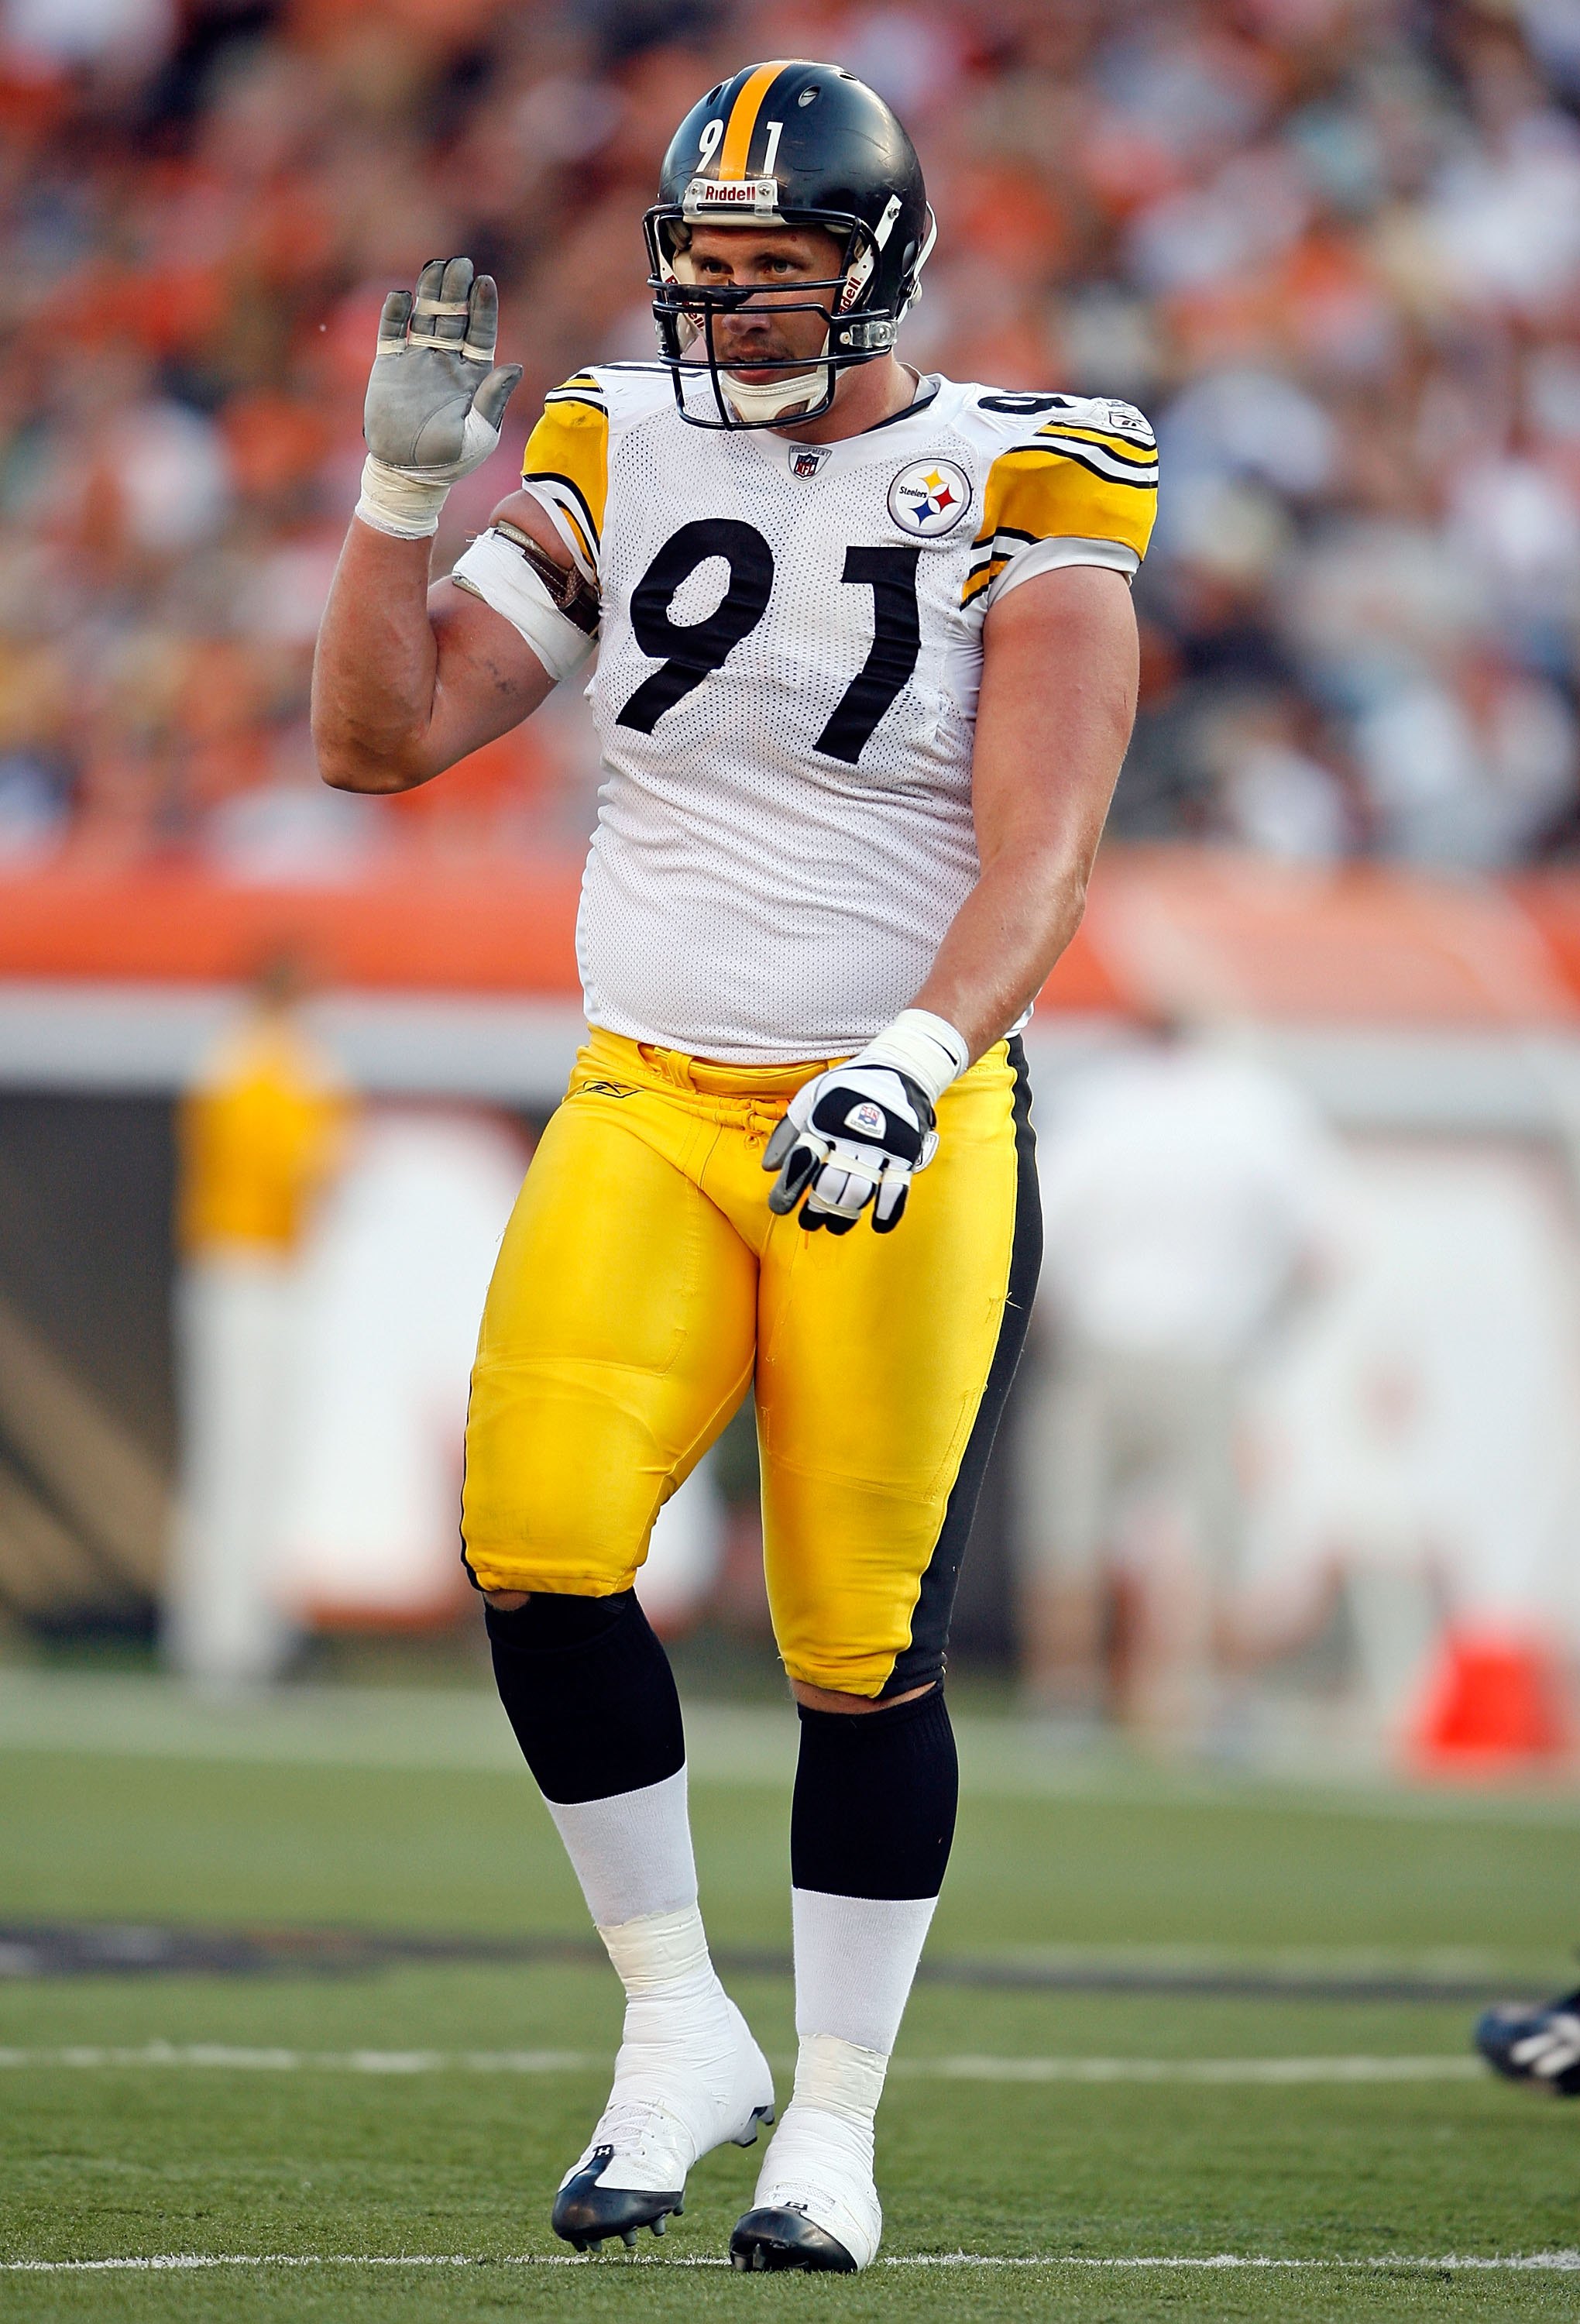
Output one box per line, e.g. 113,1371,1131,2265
461,1027,1040,1697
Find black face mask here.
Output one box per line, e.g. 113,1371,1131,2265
644,210,910,431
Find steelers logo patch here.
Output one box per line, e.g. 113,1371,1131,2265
887,459,972,541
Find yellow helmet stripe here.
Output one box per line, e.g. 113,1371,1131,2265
718,60,795,179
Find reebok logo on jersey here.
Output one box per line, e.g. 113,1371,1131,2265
1103,400,1149,435
887,459,972,540
789,444,833,479
846,1100,887,1137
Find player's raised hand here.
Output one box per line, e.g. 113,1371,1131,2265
764,1064,939,1235
356,257,523,539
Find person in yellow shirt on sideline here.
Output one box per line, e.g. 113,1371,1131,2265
165,953,352,1688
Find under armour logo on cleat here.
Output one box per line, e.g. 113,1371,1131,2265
846,1100,886,1136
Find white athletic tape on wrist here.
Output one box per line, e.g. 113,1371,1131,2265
354,454,449,540
852,1009,970,1105
449,529,598,682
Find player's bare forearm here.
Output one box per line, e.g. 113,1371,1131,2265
911,565,1138,1059
312,497,565,795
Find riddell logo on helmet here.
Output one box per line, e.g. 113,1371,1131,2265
682,175,780,215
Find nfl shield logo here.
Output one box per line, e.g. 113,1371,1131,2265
789,444,833,479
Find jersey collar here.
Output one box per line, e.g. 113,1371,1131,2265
739,373,946,476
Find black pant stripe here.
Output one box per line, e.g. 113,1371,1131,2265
883,1036,1042,1697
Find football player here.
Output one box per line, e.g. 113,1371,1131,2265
313,60,1155,2272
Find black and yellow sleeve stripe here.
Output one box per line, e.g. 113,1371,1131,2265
521,375,610,581
963,418,1158,608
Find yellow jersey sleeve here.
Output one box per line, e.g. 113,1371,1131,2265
964,402,1158,610
520,373,610,583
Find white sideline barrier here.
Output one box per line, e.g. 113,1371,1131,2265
4,981,1580,1134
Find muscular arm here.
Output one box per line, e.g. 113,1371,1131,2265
910,565,1138,1058
311,492,578,794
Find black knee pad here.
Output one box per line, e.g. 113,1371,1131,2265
486,1590,684,1806
790,1685,959,1900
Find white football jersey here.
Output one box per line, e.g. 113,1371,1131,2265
517,364,1156,1063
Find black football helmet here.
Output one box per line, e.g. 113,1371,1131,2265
644,60,934,429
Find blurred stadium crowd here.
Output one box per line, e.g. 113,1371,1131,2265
5,0,1580,872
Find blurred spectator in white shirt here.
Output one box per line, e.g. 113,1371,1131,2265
1352,651,1578,867
1017,1031,1339,1739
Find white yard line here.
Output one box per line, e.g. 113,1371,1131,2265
0,2043,1484,2082
3,2252,1578,2274
894,2054,1486,2083
0,2044,594,2073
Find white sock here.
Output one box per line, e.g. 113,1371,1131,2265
792,1888,938,2054
548,1769,738,2111
772,1887,938,2165
546,1766,697,1927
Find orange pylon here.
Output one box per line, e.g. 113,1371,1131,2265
1409,1632,1573,1774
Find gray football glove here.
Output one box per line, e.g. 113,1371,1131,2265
764,1064,939,1235
356,256,522,538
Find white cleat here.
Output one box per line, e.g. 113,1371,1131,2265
552,1992,774,2252
728,2100,883,2272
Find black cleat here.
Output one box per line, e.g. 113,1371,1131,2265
729,2205,858,2272
551,2146,684,2251
1475,1987,1580,2095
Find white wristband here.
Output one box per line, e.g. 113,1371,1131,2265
354,454,451,540
854,1009,971,1105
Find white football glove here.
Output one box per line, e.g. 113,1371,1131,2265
356,256,523,539
1512,2014,1580,2086
764,1063,939,1235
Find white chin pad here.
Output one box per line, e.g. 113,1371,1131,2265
722,333,830,424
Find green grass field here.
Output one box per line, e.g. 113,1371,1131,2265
2,1671,1578,2321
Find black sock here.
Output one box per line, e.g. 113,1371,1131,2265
789,1686,958,1900
485,1591,685,1806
